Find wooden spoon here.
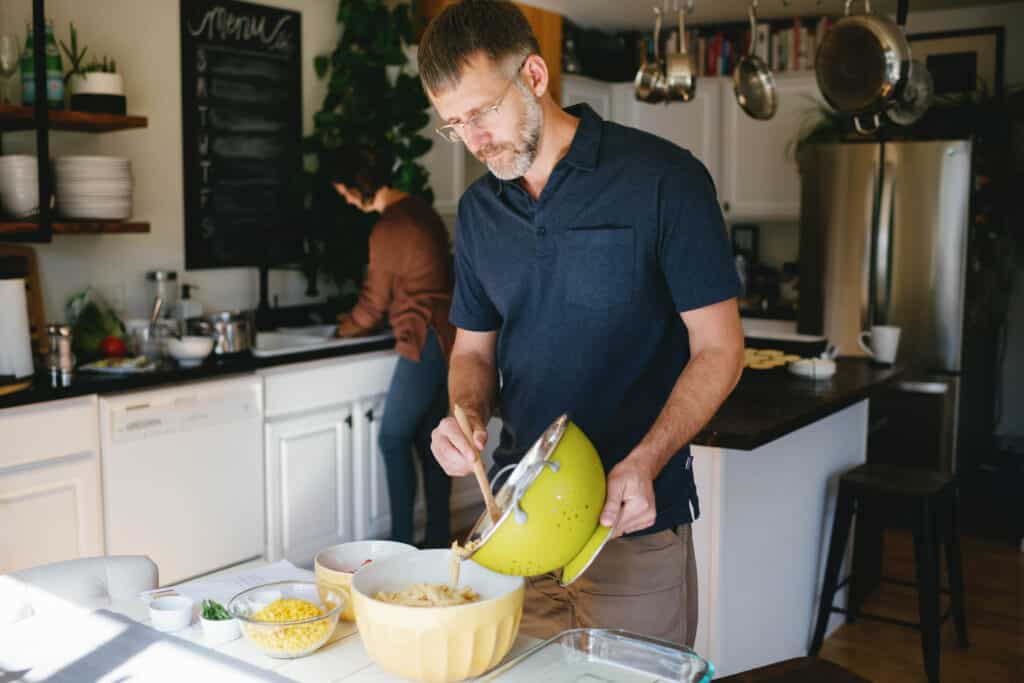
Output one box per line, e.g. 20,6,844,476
453,404,501,524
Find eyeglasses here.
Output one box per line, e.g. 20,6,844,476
435,58,529,143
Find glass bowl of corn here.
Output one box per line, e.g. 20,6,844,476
228,580,344,659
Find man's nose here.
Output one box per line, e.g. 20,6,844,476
464,125,491,151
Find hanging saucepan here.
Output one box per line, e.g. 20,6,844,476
733,0,777,120
665,0,697,102
635,6,668,103
886,59,934,126
815,0,911,134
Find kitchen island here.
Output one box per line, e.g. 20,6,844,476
687,359,901,677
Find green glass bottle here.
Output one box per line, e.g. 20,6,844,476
44,19,63,110
20,22,34,106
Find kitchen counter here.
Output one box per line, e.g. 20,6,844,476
690,358,902,676
693,358,902,450
0,335,396,411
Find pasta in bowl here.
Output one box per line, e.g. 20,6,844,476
351,549,525,683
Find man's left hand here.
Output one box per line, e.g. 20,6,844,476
600,457,658,537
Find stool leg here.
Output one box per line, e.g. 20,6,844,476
944,490,969,648
912,500,941,683
850,501,884,624
810,488,855,655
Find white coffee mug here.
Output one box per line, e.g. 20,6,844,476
858,325,901,364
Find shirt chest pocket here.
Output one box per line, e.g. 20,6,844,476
562,226,635,310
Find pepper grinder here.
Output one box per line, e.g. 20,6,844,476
46,323,74,387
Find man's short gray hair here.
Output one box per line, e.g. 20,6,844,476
418,0,540,95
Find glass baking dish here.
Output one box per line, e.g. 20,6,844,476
479,628,715,682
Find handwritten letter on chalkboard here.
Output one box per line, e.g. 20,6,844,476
181,0,303,269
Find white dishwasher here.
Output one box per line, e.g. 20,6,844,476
99,375,264,585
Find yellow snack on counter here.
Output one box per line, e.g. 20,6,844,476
245,598,333,656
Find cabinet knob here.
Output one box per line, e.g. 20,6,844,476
344,415,353,428
722,201,731,213
365,408,375,423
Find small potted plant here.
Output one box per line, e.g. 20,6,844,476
59,22,125,114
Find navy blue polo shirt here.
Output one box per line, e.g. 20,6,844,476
450,103,740,534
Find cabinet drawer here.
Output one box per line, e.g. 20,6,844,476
263,350,399,419
0,396,99,470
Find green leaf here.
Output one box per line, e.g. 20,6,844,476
314,55,330,78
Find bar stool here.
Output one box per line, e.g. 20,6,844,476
809,464,968,683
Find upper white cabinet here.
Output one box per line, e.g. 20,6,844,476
0,397,103,575
563,73,823,222
719,73,824,221
607,78,724,196
422,106,467,218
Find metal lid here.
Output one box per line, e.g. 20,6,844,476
145,270,178,282
463,414,570,552
46,323,71,336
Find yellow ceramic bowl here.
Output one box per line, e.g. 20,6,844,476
351,549,524,683
469,418,608,579
315,540,417,621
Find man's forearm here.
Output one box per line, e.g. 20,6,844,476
629,347,743,477
449,350,498,424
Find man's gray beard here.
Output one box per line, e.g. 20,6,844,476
487,80,543,181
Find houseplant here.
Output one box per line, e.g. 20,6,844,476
59,22,125,114
298,0,434,302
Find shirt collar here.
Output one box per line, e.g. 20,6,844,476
492,102,602,196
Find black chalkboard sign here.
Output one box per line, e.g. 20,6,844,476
180,0,303,269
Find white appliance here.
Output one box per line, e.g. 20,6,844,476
100,376,264,584
0,278,34,378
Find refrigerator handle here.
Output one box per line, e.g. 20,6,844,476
874,160,897,324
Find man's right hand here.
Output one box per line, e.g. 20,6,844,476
431,414,488,477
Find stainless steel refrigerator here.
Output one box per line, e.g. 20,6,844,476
797,140,983,474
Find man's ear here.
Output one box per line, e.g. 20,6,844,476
522,53,549,98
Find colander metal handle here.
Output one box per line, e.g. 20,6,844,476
490,464,518,494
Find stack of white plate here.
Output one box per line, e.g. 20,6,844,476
54,155,133,220
0,155,40,218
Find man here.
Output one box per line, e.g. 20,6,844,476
420,0,744,646
331,143,455,549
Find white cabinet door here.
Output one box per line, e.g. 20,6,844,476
719,73,822,220
265,404,355,566
562,74,613,119
353,394,391,540
0,397,103,574
609,79,724,192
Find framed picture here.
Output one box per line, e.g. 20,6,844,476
731,224,760,262
907,27,1005,97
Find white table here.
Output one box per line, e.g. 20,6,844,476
0,563,537,683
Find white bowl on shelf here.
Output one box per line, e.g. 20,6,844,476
165,335,214,367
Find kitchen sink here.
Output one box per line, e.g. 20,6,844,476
253,329,394,358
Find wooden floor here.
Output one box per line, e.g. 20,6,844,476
818,527,1024,682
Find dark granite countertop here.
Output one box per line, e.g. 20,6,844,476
3,348,901,451
0,336,397,412
693,358,903,451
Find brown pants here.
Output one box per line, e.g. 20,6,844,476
520,524,698,647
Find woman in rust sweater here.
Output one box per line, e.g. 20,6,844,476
331,144,455,548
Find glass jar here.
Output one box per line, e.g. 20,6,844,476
46,323,73,387
145,270,178,318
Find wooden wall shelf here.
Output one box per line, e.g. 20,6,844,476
0,105,148,133
0,221,150,236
